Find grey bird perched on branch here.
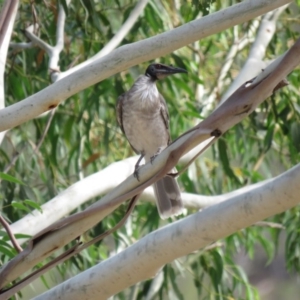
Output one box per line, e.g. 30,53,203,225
116,63,187,219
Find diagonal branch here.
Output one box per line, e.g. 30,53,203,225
5,150,253,248
0,215,22,253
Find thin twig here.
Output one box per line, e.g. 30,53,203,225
203,242,224,251
2,143,27,174
254,221,285,229
0,214,23,253
33,108,56,155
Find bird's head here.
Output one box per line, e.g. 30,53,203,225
145,63,187,81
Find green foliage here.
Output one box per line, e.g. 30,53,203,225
1,0,300,299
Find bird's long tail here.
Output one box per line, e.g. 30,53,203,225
153,175,183,219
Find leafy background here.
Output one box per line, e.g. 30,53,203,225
1,0,300,299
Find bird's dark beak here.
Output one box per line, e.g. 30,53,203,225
145,63,187,80
159,65,187,75
154,64,187,80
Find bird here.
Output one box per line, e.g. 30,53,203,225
116,63,187,219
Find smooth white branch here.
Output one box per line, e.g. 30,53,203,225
5,153,267,246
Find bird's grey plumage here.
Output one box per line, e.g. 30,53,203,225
116,63,186,219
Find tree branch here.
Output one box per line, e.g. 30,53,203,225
0,215,22,253
0,0,19,144
2,153,273,248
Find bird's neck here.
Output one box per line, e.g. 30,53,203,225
131,75,160,106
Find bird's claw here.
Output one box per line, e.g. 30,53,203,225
150,147,162,164
133,152,145,182
134,168,140,181
150,154,158,165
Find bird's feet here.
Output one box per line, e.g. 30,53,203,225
134,152,145,182
150,147,162,164
150,154,158,165
133,167,140,181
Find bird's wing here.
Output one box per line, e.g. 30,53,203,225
116,93,125,134
116,93,139,154
159,94,171,144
